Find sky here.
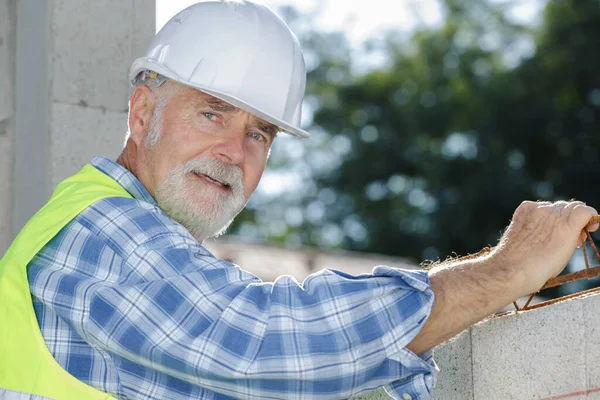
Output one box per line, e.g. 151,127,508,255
156,0,444,44
156,0,547,74
156,0,546,43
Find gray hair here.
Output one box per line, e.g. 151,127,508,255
124,79,183,147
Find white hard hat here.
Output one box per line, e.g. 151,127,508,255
129,0,310,138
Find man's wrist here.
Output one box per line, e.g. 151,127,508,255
477,248,531,303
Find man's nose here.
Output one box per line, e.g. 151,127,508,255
211,130,245,165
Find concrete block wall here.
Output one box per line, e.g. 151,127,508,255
353,291,600,400
48,0,152,188
0,0,154,252
0,0,15,255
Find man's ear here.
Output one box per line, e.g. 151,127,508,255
128,85,156,146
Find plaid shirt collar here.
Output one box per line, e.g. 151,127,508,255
90,156,158,206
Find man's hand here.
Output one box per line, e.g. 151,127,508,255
491,200,599,297
406,200,598,355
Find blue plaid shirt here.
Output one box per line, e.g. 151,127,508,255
28,156,437,400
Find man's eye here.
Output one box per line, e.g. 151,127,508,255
203,112,218,121
249,131,266,142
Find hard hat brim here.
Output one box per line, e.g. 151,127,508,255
200,88,311,139
130,60,311,139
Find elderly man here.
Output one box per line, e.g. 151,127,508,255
0,1,597,400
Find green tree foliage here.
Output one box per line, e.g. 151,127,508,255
230,0,600,292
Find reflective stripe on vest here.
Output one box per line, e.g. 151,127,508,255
0,164,132,399
0,388,54,400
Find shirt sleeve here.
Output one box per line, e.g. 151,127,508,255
74,229,437,399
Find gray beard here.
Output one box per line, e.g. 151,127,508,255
154,157,246,242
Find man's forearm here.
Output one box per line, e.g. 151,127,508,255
406,252,521,355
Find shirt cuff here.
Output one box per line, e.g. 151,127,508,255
372,265,432,292
384,348,438,400
371,266,437,399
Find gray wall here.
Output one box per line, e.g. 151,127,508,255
0,0,15,255
0,0,155,253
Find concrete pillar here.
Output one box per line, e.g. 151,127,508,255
0,0,15,255
1,0,155,252
12,0,51,246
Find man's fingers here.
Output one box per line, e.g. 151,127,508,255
577,231,587,248
569,203,598,246
566,202,597,231
577,204,598,223
586,215,600,233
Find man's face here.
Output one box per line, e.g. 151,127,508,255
136,84,277,241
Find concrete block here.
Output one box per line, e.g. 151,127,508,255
132,0,155,67
51,0,155,111
0,122,13,254
472,298,586,400
0,0,13,252
50,102,127,188
583,292,600,396
0,0,14,121
431,329,473,400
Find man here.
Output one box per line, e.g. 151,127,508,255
0,1,597,400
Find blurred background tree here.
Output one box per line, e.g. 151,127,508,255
229,0,600,296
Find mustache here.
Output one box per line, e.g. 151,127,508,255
182,158,243,192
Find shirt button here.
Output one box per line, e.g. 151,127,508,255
402,394,412,400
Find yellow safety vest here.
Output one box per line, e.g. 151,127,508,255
0,164,132,399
